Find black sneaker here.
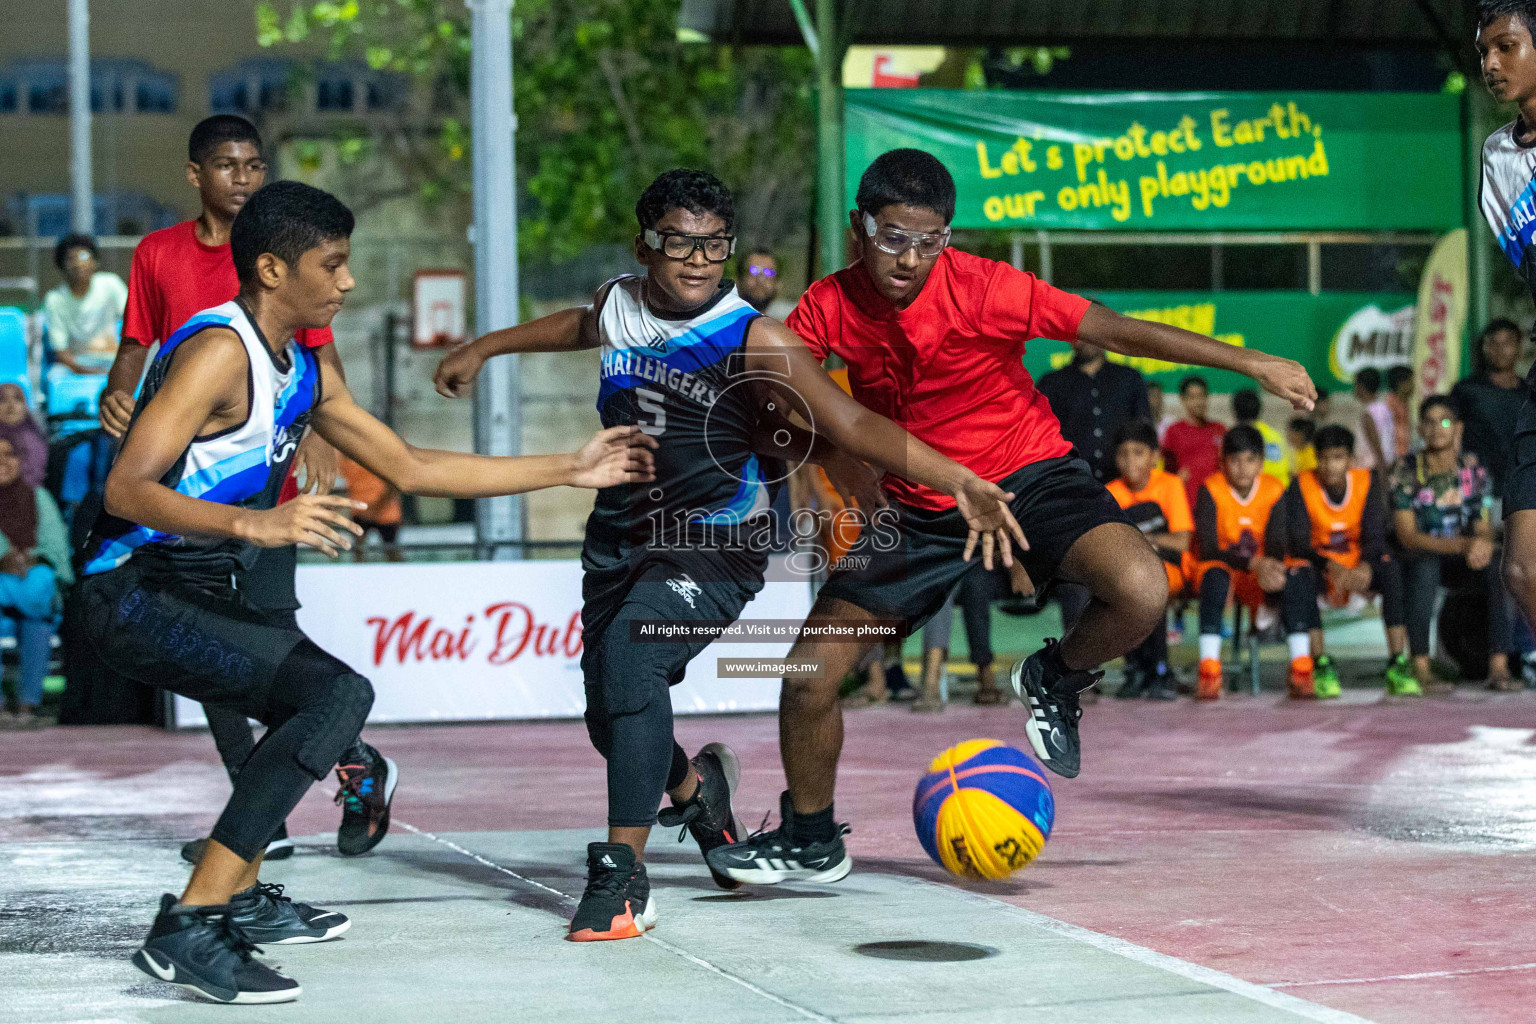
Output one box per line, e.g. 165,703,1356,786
1114,667,1146,699
704,791,852,886
657,742,744,890
334,742,398,856
1010,639,1102,779
1143,670,1179,701
180,832,294,866
568,842,656,942
132,894,300,1004
228,882,350,944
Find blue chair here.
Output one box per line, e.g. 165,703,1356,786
0,307,30,400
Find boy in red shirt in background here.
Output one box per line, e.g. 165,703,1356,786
1106,419,1191,700
99,116,396,859
707,150,1315,886
1162,374,1226,511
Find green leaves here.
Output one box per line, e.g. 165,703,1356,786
256,0,815,265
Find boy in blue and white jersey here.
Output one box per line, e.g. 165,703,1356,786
1476,1,1536,647
84,180,655,1004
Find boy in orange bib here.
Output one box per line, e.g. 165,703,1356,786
1106,419,1191,699
1280,425,1413,698
1192,425,1315,698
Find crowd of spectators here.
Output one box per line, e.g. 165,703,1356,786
1035,325,1536,699
0,235,125,727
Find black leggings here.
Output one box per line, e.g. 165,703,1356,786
1197,565,1313,636
80,567,373,862
580,582,723,828
1283,560,1407,634
210,641,374,859
1125,613,1170,673
1402,554,1512,657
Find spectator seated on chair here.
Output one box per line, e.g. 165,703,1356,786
1105,418,1191,700
0,438,72,729
0,384,47,491
1192,425,1316,700
42,233,124,377
1281,425,1414,699
1391,395,1517,694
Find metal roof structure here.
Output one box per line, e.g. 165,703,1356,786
679,0,1475,54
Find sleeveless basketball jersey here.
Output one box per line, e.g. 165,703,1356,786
583,276,776,575
81,299,321,576
1296,468,1370,569
1199,472,1285,562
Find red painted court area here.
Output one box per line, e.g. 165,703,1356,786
4,693,1534,1024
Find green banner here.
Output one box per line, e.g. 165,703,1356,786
1023,291,1417,392
846,90,1464,231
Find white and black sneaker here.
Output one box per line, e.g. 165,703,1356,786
132,894,300,1004
227,882,350,944
1010,638,1102,779
705,791,852,885
657,742,745,890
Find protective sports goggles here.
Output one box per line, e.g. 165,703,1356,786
862,212,949,258
643,229,736,262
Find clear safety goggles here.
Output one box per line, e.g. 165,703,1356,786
862,212,949,258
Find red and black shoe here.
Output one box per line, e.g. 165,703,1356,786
568,843,656,942
657,742,744,890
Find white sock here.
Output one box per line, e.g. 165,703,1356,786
1288,633,1311,661
1199,634,1222,662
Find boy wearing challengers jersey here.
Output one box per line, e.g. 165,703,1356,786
434,170,1020,941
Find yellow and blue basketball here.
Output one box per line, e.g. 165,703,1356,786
912,739,1054,880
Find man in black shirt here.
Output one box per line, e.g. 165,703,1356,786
1037,341,1151,482
1452,318,1525,492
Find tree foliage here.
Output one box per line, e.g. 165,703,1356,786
255,0,816,262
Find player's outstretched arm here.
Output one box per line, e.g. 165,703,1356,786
745,317,1026,566
435,304,600,399
102,330,366,558
1077,301,1317,411
316,353,654,497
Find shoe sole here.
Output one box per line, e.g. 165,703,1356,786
338,756,398,857
696,742,744,891
260,916,352,944
133,949,300,1004
721,853,854,886
264,837,295,861
567,896,658,942
1009,659,1079,779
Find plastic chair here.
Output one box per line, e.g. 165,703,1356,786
0,307,31,400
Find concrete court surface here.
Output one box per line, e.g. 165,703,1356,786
3,691,1535,1024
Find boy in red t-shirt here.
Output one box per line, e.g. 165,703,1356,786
1161,374,1226,510
98,116,396,859
707,150,1315,886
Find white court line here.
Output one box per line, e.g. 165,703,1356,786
396,821,834,1024
1271,961,1536,988
402,820,1379,1024
940,885,1383,1024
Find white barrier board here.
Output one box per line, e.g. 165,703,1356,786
171,557,811,727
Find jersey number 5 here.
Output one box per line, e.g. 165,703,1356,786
636,387,667,437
